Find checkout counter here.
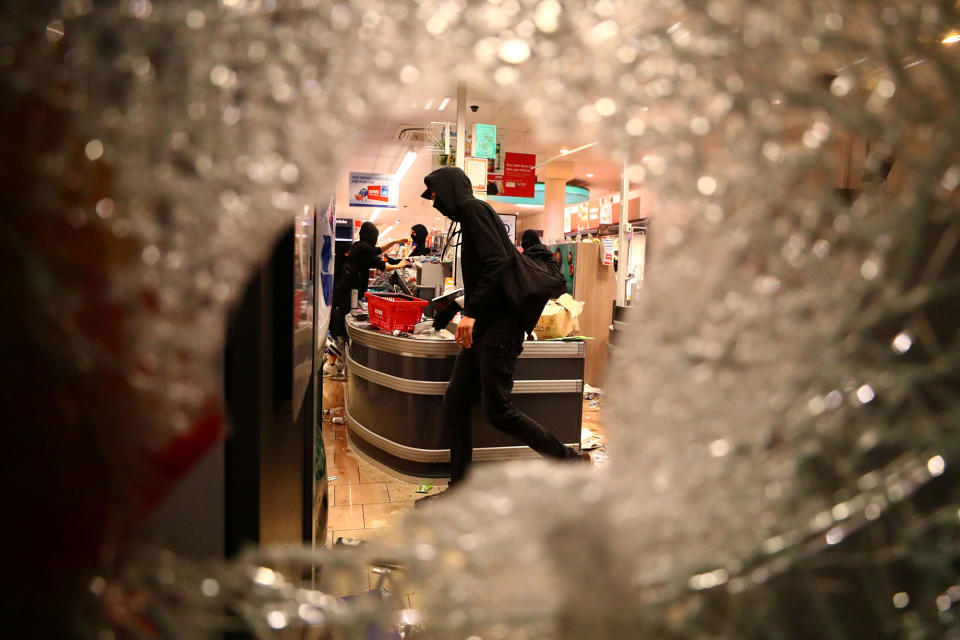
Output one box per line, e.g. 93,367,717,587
344,316,585,477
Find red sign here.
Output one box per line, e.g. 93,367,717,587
489,151,536,198
365,185,389,202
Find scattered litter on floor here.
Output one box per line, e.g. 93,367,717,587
580,427,605,451
583,383,603,401
336,537,366,547
416,484,432,494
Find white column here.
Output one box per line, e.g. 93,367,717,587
616,159,629,306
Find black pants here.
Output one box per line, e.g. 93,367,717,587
443,319,578,485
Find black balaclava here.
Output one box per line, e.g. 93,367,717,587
420,166,474,221
411,224,428,247
521,229,541,251
358,221,379,246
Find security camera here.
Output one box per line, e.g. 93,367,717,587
470,105,479,112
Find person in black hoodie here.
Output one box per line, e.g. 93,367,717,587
330,221,407,340
520,229,567,298
418,167,583,501
408,223,431,257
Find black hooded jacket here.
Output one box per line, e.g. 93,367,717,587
422,167,513,327
334,221,386,303
409,223,430,257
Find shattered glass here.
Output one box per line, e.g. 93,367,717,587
3,0,960,638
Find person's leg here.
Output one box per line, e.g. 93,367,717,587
478,328,579,460
442,346,482,486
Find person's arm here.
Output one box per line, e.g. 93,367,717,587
383,259,408,271
460,202,510,319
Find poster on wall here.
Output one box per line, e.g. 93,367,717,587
348,172,398,208
465,156,489,199
487,151,536,198
578,202,590,231
316,197,336,354
600,197,614,225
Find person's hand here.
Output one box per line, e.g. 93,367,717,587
398,259,409,268
456,315,476,348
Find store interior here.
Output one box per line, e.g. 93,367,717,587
7,2,960,639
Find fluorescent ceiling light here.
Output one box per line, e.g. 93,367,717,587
944,32,960,44
560,148,570,154
586,173,595,178
381,225,394,237
394,149,418,181
369,210,380,222
437,97,451,111
423,99,434,110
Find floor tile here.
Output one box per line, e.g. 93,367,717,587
408,593,426,610
358,465,398,484
327,467,360,486
363,502,413,529
334,483,389,506
334,451,360,469
386,482,439,503
327,505,364,530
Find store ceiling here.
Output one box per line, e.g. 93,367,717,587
336,88,624,242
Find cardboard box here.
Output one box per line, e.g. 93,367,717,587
533,294,585,340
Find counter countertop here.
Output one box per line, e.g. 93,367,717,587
345,316,585,359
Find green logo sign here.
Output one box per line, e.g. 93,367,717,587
473,123,497,159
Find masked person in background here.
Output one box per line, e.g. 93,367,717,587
520,229,566,298
417,167,586,505
329,221,407,345
408,224,431,257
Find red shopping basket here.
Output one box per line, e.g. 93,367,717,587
365,292,428,333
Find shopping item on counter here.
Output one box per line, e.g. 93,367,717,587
533,293,585,340
416,484,433,494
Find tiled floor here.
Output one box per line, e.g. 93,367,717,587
320,380,444,550
318,377,606,600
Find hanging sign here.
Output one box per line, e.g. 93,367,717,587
488,151,536,198
472,123,498,159
349,172,399,208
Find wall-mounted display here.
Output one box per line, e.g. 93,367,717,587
348,172,398,209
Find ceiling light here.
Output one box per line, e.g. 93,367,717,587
381,225,394,237
423,99,434,110
437,97,451,111
369,210,380,222
944,31,960,44
394,149,418,181
560,148,570,154
586,173,595,178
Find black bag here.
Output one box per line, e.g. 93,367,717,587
503,250,567,334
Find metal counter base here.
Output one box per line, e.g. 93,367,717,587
345,318,584,478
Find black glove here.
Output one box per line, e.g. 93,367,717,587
432,299,462,331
